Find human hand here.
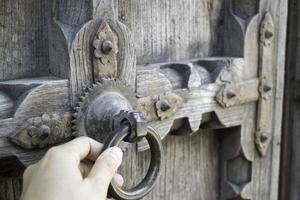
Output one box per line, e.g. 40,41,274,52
20,137,123,200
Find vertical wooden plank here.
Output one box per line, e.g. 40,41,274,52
117,0,224,64
0,1,49,199
0,0,50,81
251,0,288,200
0,179,22,200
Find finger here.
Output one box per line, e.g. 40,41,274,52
79,162,124,184
22,164,38,187
79,163,124,185
55,137,103,163
79,161,93,178
113,173,124,187
23,164,36,181
88,147,123,186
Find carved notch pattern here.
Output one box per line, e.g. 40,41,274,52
232,0,259,20
219,127,252,200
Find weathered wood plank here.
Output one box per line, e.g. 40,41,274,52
119,131,218,200
0,77,70,137
0,178,22,200
251,1,288,200
0,0,50,81
117,0,224,64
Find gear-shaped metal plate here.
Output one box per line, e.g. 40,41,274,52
72,79,137,142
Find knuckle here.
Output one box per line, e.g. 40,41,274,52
75,136,90,144
48,146,60,154
45,146,68,160
78,136,89,140
23,164,36,179
45,147,61,157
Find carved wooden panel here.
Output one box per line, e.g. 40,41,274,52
0,0,288,199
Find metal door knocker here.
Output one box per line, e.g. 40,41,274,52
71,79,163,200
102,111,163,200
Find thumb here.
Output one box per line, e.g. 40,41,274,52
88,147,123,187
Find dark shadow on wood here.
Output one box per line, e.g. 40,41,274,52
279,0,299,199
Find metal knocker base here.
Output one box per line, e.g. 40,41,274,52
102,125,163,200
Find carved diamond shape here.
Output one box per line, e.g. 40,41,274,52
232,0,259,19
227,154,252,185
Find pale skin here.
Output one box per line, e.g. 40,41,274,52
20,137,124,200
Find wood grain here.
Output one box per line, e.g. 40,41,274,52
250,1,288,200
0,0,50,81
119,131,218,200
117,0,224,64
0,178,22,200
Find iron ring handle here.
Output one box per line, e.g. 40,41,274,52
102,125,163,200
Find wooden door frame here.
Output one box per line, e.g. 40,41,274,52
279,0,299,199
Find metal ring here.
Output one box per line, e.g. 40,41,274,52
102,125,163,200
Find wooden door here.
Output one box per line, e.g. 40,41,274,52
0,0,288,200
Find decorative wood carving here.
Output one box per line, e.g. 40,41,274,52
225,0,259,56
136,58,246,149
218,127,252,200
49,0,136,105
0,77,69,176
0,1,278,200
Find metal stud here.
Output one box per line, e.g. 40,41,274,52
263,84,272,93
264,30,274,39
260,133,268,142
159,100,171,112
101,40,113,54
227,90,237,99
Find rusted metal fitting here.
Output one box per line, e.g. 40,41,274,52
156,92,182,120
10,112,72,149
216,79,260,108
137,92,182,121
